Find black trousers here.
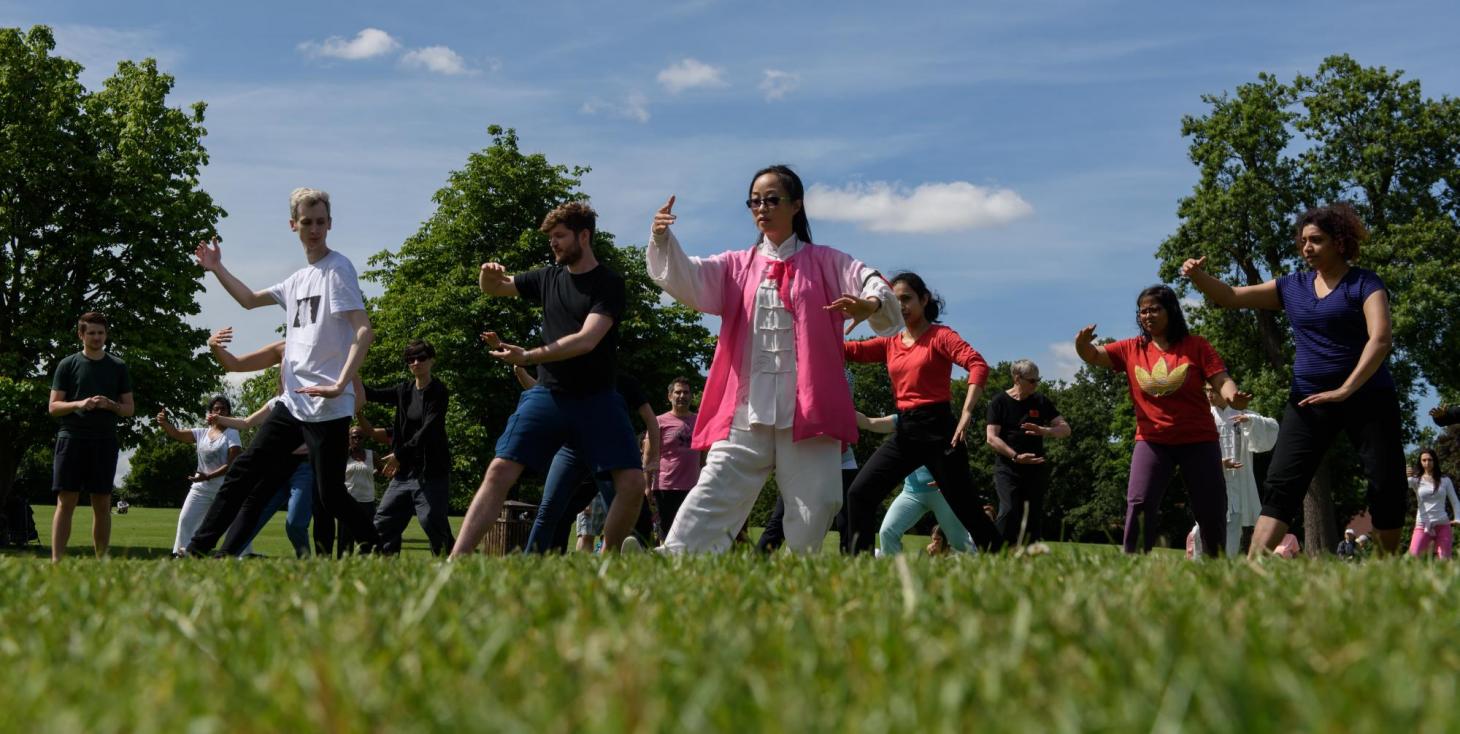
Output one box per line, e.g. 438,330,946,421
845,403,1003,555
374,475,455,556
1260,388,1407,530
188,403,380,556
994,463,1049,544
654,490,691,544
757,469,857,554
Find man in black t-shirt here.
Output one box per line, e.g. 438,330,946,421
47,312,135,562
984,359,1070,545
451,201,647,556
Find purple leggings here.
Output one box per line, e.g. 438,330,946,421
1125,440,1227,554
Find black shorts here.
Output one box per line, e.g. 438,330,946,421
52,434,119,496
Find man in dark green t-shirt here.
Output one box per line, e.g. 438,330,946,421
46,312,134,562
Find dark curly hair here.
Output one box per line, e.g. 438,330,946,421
540,201,597,240
1295,202,1368,263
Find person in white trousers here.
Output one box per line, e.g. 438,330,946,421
156,396,241,556
1192,387,1278,557
646,165,900,553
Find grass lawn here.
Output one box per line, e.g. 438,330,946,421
2,505,1455,732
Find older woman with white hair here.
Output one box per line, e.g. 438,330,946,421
984,359,1070,546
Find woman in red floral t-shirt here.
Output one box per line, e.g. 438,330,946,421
1075,285,1251,554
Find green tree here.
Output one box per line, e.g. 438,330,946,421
0,26,224,517
361,126,713,510
1158,56,1459,554
117,434,196,508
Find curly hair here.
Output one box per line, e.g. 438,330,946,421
1295,202,1368,262
540,201,597,240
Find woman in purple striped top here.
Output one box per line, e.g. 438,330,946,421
1180,203,1406,558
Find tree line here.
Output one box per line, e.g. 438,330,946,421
2,25,1454,550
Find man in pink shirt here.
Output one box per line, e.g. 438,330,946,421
652,377,704,540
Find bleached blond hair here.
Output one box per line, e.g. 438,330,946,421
289,187,331,221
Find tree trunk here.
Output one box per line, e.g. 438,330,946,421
1303,453,1339,557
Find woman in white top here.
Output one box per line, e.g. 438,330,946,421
158,396,242,556
1407,448,1460,559
339,425,382,554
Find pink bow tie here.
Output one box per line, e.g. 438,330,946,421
766,259,795,309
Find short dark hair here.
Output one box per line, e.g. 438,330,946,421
403,339,436,362
540,201,597,240
667,376,694,393
1136,285,1190,345
207,395,232,415
889,272,944,323
77,312,108,333
1295,202,1367,262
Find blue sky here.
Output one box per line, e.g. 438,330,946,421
8,0,1458,410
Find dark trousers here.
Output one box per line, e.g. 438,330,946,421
994,462,1049,545
1260,388,1407,530
188,403,380,556
374,475,455,556
757,469,857,554
1125,440,1226,554
654,490,690,543
845,403,1003,555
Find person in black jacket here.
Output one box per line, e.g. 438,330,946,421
363,340,455,555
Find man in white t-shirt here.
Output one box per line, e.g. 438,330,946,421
183,187,381,556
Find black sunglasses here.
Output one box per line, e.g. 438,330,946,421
745,195,784,210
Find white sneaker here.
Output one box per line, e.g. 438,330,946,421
621,536,644,554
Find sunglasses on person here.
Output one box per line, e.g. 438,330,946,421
745,195,785,210
1019,375,1041,384
404,355,430,365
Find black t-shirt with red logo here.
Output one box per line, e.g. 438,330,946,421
986,390,1061,469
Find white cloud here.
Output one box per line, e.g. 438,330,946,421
1044,341,1085,382
580,92,650,123
759,69,799,101
298,28,400,60
656,58,726,93
806,180,1034,233
401,46,472,76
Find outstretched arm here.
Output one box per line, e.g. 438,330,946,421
478,263,520,298
195,238,276,309
156,411,196,444
1180,257,1281,310
209,328,285,372
485,313,615,367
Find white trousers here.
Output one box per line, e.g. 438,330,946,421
662,424,842,554
173,484,218,554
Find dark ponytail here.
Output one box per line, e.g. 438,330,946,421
889,271,944,323
750,164,813,243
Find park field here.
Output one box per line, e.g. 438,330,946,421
2,507,1458,732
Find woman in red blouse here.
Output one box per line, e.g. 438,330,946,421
843,272,1002,554
1075,285,1251,554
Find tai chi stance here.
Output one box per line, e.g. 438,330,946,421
1190,387,1278,558
1407,448,1459,560
985,359,1071,546
648,165,900,553
1182,203,1407,556
157,396,242,556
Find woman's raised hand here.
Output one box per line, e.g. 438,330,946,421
652,196,676,236
1179,256,1207,278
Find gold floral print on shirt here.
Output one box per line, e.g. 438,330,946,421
1134,357,1189,397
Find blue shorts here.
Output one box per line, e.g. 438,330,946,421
494,386,642,475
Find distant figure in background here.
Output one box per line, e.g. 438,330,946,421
925,525,951,556
653,377,704,541
1336,528,1359,560
577,495,608,553
48,312,134,562
985,359,1071,546
157,396,242,557
363,339,454,556
1407,448,1460,560
1191,387,1279,558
